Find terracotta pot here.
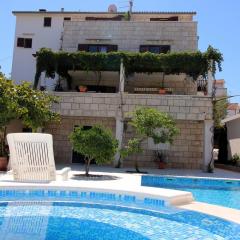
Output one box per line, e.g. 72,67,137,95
0,157,8,171
159,88,166,94
159,162,166,169
79,86,87,92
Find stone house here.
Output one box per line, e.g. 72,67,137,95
10,9,214,169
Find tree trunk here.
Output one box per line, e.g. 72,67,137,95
85,158,91,177
134,159,140,173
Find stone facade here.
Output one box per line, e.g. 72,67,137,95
69,13,195,22
63,20,197,52
52,92,212,121
43,92,213,169
45,116,204,169
45,116,116,164
123,120,204,169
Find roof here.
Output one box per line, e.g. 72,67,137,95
222,113,240,123
214,79,225,84
228,103,240,111
12,11,197,15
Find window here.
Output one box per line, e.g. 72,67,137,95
64,17,71,21
24,38,32,48
139,45,170,54
44,17,52,27
150,16,178,21
17,38,24,47
17,38,32,48
78,44,118,52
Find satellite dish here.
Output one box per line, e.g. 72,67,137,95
108,4,118,13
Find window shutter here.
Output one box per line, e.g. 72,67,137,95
160,45,171,53
78,44,88,51
17,38,24,47
24,38,32,48
107,45,118,52
44,17,52,27
139,45,148,53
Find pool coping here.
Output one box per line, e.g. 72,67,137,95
141,173,240,182
180,201,240,224
0,184,194,206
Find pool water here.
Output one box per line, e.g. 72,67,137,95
0,201,240,240
141,176,240,210
174,186,240,209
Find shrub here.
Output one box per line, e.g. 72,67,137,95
69,125,118,176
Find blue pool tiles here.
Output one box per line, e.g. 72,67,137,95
0,189,165,211
141,175,240,190
0,201,239,240
141,175,240,209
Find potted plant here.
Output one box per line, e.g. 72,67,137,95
120,107,179,173
159,74,166,94
79,85,87,92
155,150,167,169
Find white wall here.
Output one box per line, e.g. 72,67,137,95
226,118,240,159
11,14,65,89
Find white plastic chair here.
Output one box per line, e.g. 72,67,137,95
7,133,71,182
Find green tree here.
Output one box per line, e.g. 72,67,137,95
121,107,179,172
0,76,60,156
213,99,228,128
69,125,118,176
16,82,60,132
0,77,18,156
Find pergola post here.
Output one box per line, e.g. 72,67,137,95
207,60,214,96
114,59,125,167
203,119,214,171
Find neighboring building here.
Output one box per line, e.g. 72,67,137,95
10,8,214,169
227,103,240,117
222,114,240,160
214,79,227,98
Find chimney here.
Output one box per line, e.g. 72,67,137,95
61,8,64,12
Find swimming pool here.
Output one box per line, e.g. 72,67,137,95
0,189,239,240
141,175,240,210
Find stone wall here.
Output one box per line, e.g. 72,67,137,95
45,117,204,169
45,116,116,164
63,20,197,52
45,92,212,168
70,13,195,22
123,120,204,169
53,92,213,121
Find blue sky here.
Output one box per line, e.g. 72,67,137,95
1,0,240,102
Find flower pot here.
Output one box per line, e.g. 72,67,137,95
159,89,166,95
0,157,8,171
197,92,205,96
159,162,166,169
79,86,87,92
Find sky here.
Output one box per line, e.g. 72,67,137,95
1,0,240,102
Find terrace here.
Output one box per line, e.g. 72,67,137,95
34,47,222,168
